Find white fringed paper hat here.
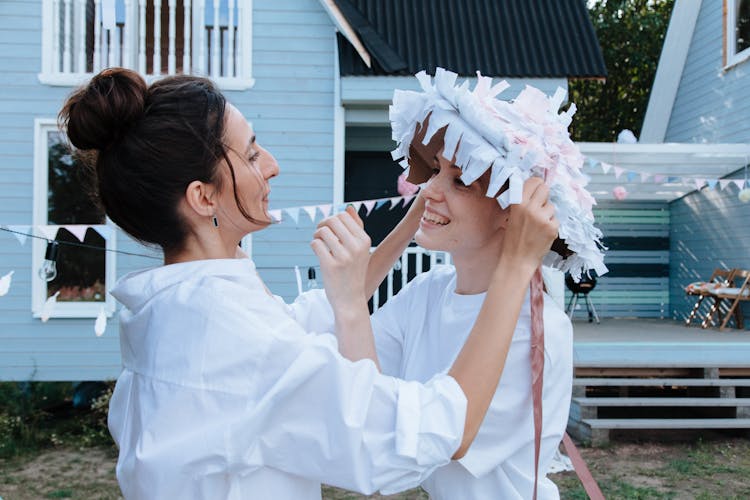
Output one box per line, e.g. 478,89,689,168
389,68,607,281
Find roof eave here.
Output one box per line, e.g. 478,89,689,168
318,0,371,68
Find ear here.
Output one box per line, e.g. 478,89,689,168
184,180,218,218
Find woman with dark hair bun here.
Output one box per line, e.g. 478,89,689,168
59,67,558,499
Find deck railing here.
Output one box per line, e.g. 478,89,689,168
370,246,452,312
39,0,253,89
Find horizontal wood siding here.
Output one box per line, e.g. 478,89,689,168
665,2,750,143
669,169,750,327
568,202,671,319
0,0,337,380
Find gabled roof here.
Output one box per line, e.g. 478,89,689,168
331,0,607,78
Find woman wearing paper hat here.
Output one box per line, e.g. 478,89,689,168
353,68,607,499
58,67,557,499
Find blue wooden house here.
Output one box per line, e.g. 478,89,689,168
639,0,750,323
0,0,607,381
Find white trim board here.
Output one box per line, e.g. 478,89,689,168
640,0,702,143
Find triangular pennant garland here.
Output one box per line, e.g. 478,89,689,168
63,225,89,242
363,200,377,215
7,226,30,246
38,225,59,241
318,204,332,218
302,206,317,222
284,207,300,225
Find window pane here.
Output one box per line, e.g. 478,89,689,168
47,228,106,302
738,0,750,53
47,131,104,225
46,131,107,303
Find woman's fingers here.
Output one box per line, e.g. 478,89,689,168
345,205,365,229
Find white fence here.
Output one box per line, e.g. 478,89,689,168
371,246,451,312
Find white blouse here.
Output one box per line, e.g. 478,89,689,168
370,266,573,500
108,259,467,499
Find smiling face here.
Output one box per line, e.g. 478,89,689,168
214,104,279,235
414,146,507,258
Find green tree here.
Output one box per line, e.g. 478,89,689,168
569,0,675,142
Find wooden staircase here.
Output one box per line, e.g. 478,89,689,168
567,369,750,445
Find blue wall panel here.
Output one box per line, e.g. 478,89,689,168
0,0,338,380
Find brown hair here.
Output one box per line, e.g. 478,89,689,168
59,67,264,252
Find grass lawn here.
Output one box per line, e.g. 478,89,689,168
2,437,750,499
2,383,750,499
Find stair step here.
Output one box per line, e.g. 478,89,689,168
574,378,750,387
582,418,750,430
573,397,750,407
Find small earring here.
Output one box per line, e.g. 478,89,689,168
212,215,219,228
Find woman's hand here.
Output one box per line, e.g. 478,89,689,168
310,206,372,309
311,206,379,367
499,177,558,275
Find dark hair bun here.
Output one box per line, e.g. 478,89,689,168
60,67,148,151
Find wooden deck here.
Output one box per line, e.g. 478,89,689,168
566,319,750,443
572,318,750,371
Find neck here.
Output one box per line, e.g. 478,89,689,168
450,236,505,295
164,227,243,265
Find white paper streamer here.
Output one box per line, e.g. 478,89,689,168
389,68,606,280
40,291,60,323
94,306,107,337
0,271,13,297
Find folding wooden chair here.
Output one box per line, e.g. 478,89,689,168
684,268,735,327
715,269,750,330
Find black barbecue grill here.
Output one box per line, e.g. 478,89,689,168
565,273,600,323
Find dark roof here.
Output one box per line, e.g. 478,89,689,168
334,0,607,78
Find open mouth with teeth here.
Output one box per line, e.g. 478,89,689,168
422,213,451,226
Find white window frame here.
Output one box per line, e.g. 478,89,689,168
32,118,117,319
38,0,254,90
726,0,750,68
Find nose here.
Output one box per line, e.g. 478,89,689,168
420,173,446,202
260,146,279,179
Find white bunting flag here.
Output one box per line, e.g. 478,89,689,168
94,306,107,337
284,207,300,225
318,204,332,218
733,179,746,190
268,209,282,221
302,206,317,222
600,162,612,174
0,270,13,297
7,226,30,246
363,200,376,215
64,225,89,242
41,291,60,323
614,167,624,179
38,225,59,241
719,179,732,190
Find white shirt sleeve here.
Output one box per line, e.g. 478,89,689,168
248,320,467,494
283,289,335,334
173,281,467,495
